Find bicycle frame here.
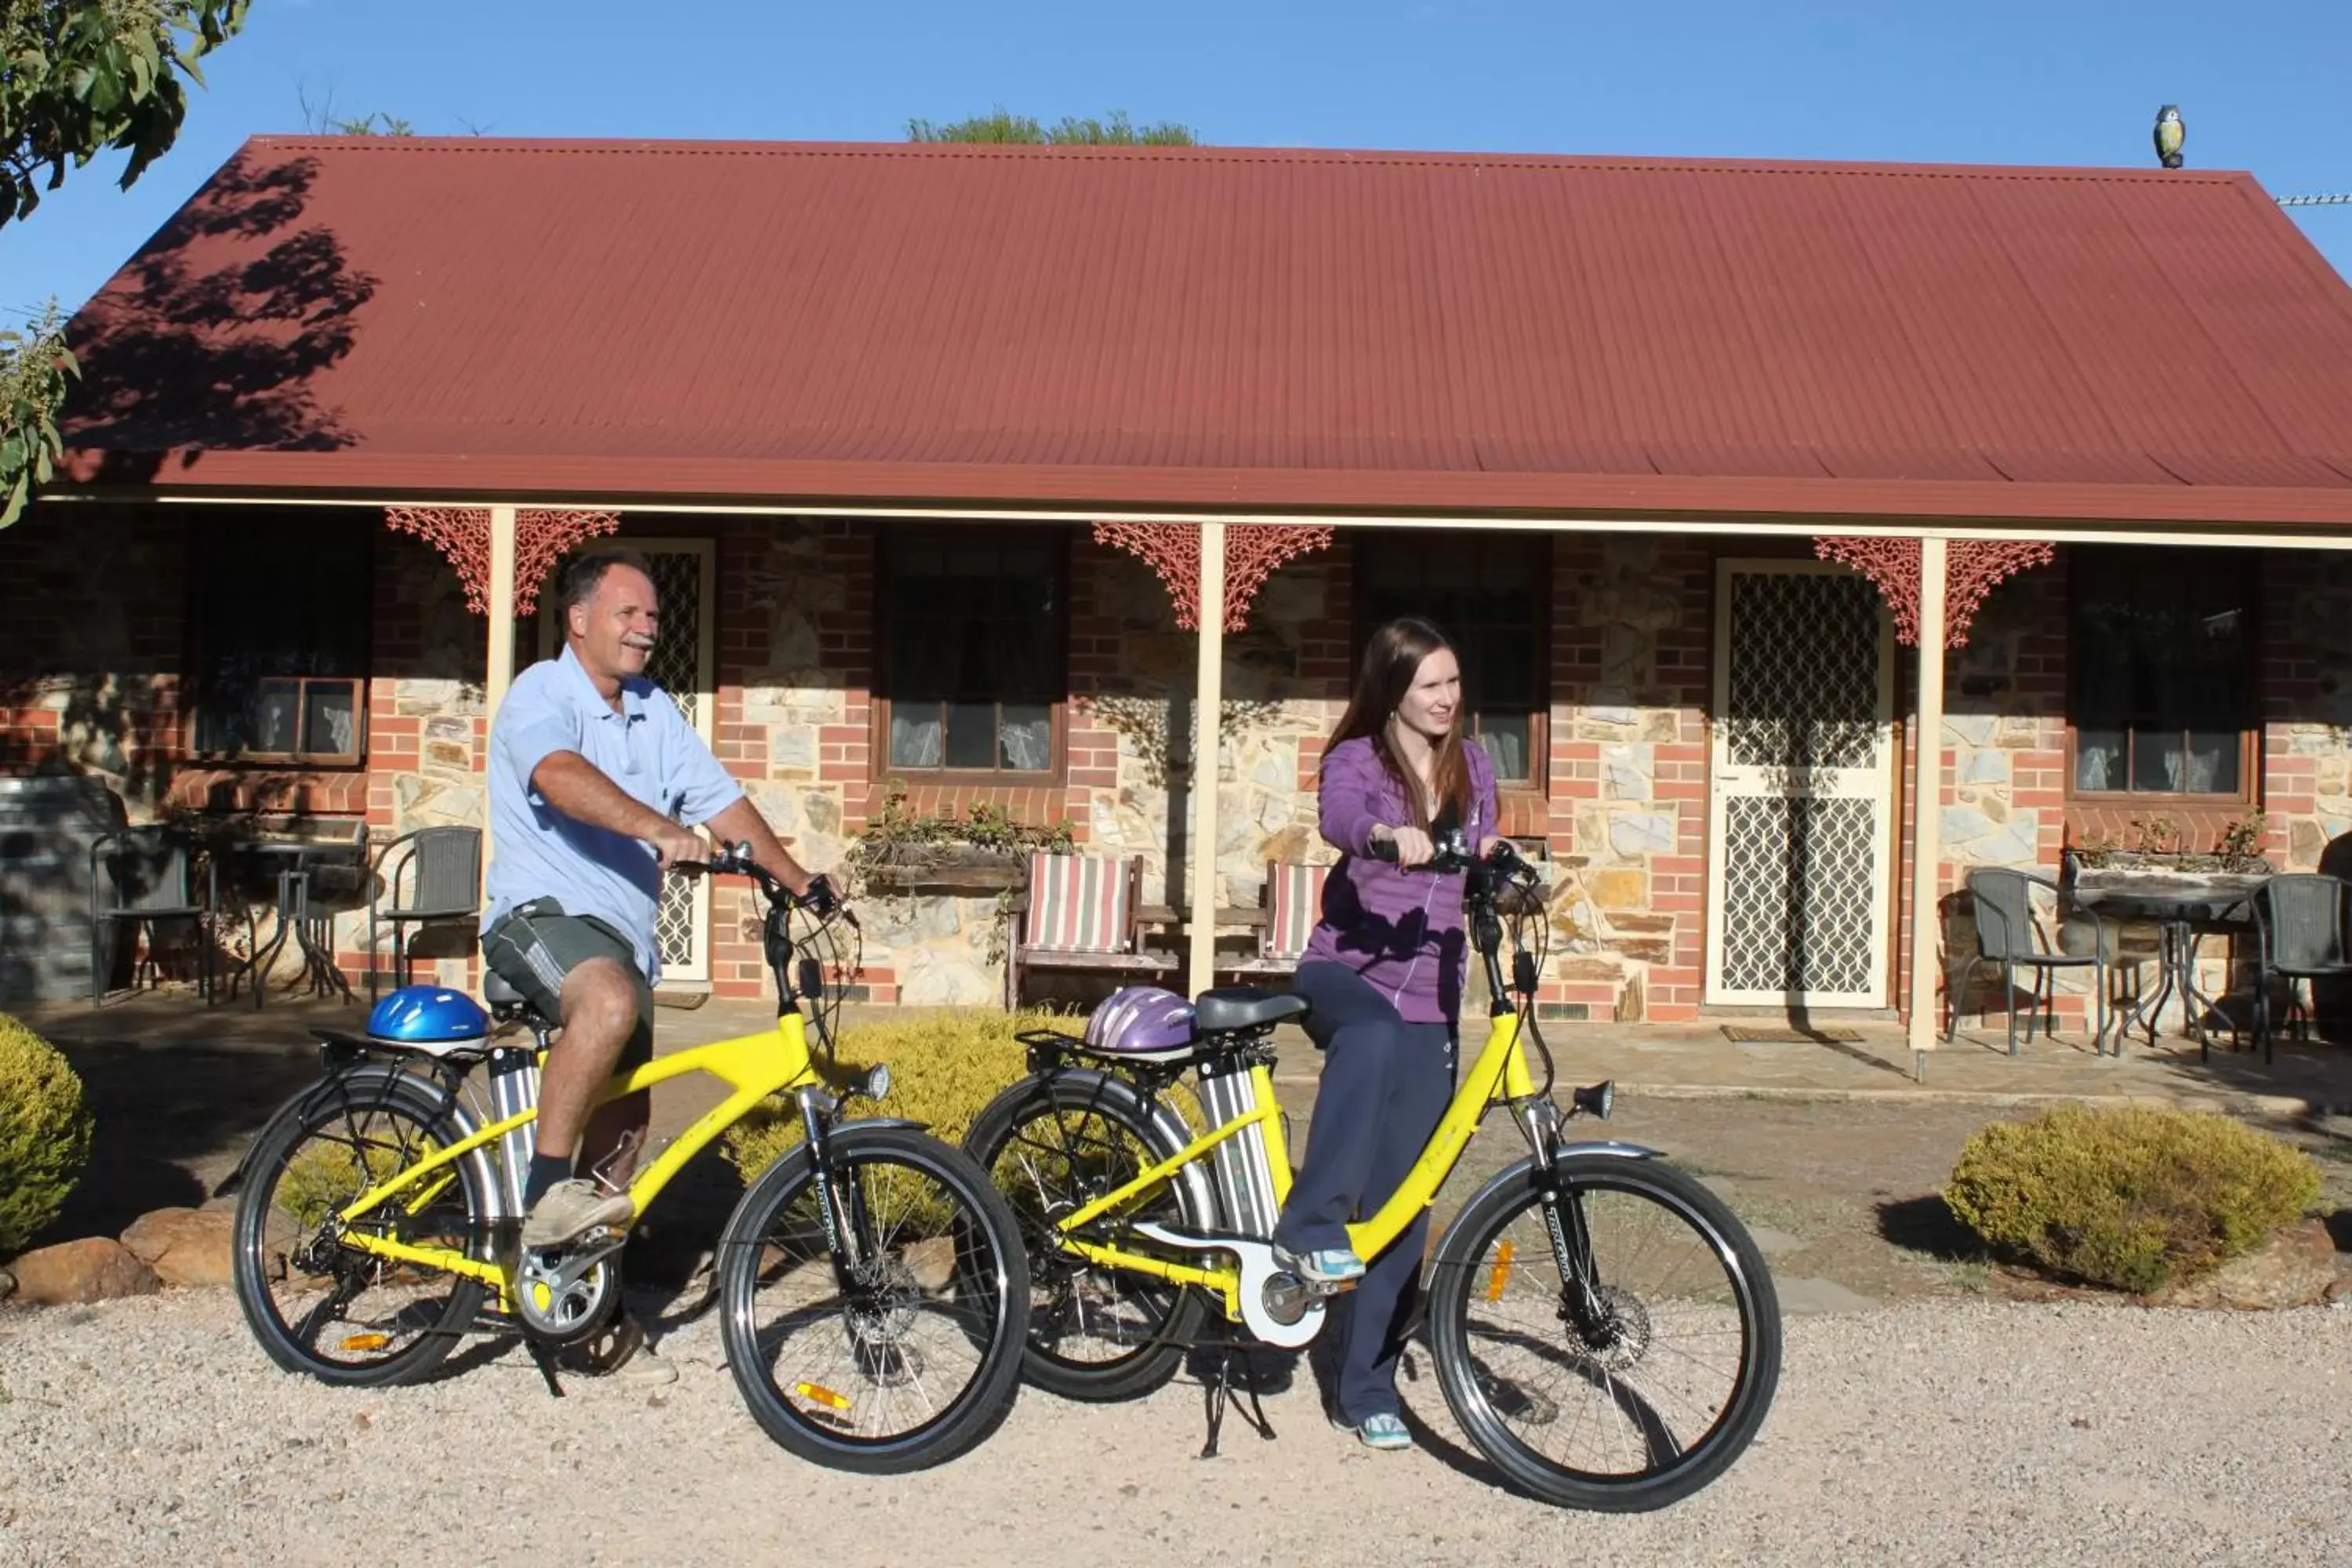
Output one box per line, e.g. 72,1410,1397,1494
325,1011,825,1298
1051,1002,1541,1323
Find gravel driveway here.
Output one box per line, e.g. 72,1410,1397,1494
2,1289,2347,1566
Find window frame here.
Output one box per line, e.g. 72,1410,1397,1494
1350,530,1552,793
869,522,1072,786
2062,544,2261,807
180,518,374,769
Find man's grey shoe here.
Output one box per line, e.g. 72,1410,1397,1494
521,1178,633,1250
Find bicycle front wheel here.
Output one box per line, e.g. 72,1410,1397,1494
1428,1152,1782,1513
230,1067,490,1388
717,1122,1030,1474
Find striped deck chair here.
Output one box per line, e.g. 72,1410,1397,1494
1004,852,1177,1007
1218,860,1330,979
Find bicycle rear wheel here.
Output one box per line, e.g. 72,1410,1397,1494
1428,1152,1782,1512
964,1073,1212,1402
717,1122,1029,1474
230,1067,490,1388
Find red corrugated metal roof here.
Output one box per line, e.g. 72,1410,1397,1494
53,136,2352,525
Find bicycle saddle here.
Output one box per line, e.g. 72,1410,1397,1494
481,971,529,1011
1192,986,1309,1036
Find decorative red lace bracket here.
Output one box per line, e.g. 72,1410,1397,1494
1813,536,2055,648
383,506,625,617
1092,521,1337,633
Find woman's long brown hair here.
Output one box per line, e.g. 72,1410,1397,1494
1324,616,1469,832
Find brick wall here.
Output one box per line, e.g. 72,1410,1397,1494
12,502,2349,1031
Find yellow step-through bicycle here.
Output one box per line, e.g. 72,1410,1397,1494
223,844,1029,1475
962,834,1782,1512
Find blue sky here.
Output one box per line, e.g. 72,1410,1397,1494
7,0,2349,323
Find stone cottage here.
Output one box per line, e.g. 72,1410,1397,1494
8,134,2352,1044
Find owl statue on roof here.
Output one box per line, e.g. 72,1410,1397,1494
2154,105,2185,169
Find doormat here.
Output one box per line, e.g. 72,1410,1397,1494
1719,1025,1864,1044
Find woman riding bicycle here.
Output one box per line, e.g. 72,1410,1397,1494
1272,615,1500,1452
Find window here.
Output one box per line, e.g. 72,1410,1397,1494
1356,532,1548,786
2068,546,2256,799
878,529,1065,775
187,518,372,765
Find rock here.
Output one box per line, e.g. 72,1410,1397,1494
1606,813,1676,858
1587,868,1646,910
8,1237,163,1305
2150,1219,2341,1310
1775,1276,1882,1315
0,1266,13,1302
902,1236,956,1292
120,1206,237,1289
2325,1276,2352,1308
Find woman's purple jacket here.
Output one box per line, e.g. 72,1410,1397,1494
1299,735,1499,1025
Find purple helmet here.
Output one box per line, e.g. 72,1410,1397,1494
1084,986,1198,1057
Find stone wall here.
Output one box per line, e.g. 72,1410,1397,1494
9,503,2350,1034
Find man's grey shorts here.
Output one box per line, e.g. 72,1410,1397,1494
480,897,655,1069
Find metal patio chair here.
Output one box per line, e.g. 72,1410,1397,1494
88,824,217,1006
2250,873,2352,1062
1947,868,2110,1055
367,826,483,1000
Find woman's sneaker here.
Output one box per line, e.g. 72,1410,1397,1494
1273,1242,1364,1286
1332,1410,1413,1451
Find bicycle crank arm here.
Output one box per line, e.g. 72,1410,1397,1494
1129,1222,1327,1350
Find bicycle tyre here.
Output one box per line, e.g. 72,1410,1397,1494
230,1066,491,1388
717,1122,1030,1474
1428,1152,1783,1513
963,1072,1214,1403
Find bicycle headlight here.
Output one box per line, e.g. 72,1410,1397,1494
862,1063,891,1103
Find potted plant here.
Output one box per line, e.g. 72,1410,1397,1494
2063,811,2274,884
844,780,1078,895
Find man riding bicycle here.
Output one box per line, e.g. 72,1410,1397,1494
479,547,830,1254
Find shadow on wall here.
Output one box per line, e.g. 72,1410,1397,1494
60,149,377,474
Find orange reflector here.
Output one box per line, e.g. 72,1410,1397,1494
1484,1241,1515,1301
793,1381,852,1413
340,1333,391,1352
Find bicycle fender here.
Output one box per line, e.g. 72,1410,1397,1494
1552,1138,1667,1162
1438,1140,1665,1234
1018,1067,1221,1232
211,1071,370,1199
212,1065,495,1207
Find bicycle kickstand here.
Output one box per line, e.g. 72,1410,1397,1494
1199,1341,1276,1461
526,1338,567,1398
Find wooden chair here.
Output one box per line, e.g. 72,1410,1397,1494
1004,851,1177,1007
1216,861,1330,981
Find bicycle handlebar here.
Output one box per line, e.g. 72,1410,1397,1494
671,841,850,924
1365,829,1542,892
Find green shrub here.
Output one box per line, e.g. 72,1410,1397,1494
277,1136,441,1229
0,1014,96,1258
1943,1103,2323,1294
722,1006,1084,1183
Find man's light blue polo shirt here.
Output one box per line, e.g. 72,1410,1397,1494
481,644,744,982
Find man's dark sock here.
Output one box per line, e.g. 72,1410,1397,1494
524,1152,575,1209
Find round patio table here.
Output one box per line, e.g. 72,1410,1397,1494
227,837,367,1008
2074,882,2263,1058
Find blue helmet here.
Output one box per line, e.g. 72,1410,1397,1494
367,985,491,1046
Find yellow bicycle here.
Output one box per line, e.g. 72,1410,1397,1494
224,845,1031,1475
963,837,1781,1512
